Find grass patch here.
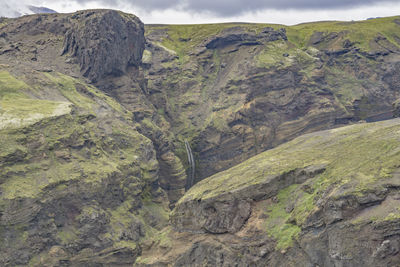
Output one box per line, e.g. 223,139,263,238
264,185,301,250
0,98,71,130
286,16,400,51
0,70,29,98
257,40,317,72
57,225,79,245
0,70,71,129
43,72,94,110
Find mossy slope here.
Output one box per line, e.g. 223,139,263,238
172,119,400,256
0,66,169,266
182,119,400,201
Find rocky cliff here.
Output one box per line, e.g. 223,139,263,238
0,10,171,266
144,18,400,181
62,10,145,82
0,9,399,266
143,119,400,266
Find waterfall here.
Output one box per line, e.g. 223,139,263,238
184,140,195,190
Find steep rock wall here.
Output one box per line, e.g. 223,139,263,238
141,119,400,267
62,10,145,82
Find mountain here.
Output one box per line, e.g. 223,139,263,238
0,3,56,18
27,6,57,15
0,9,399,266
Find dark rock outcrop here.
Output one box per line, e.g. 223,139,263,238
62,10,145,82
393,99,400,117
205,26,287,49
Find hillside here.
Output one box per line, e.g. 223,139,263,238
144,119,400,266
0,9,399,266
144,16,400,181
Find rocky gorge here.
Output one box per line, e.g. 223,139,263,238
0,9,399,266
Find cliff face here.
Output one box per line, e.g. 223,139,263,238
0,9,399,267
143,119,400,267
144,19,400,181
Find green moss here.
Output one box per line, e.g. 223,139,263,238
157,108,165,116
57,226,78,245
142,49,153,64
157,228,172,248
134,227,172,265
135,256,151,264
208,113,229,132
85,83,128,115
286,16,400,51
110,200,136,226
0,18,8,29
114,240,137,250
382,210,400,222
0,69,127,121
107,194,168,236
256,41,318,81
116,10,140,22
105,197,170,263
0,70,29,98
0,70,72,130
0,98,71,130
43,72,94,111
324,67,373,107
0,134,27,160
264,185,301,250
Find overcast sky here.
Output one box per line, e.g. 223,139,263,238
2,0,400,25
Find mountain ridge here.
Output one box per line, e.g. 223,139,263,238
0,9,399,266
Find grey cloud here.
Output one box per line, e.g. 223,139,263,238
46,0,400,16
89,0,180,11
183,0,400,16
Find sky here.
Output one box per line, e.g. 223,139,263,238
1,0,400,25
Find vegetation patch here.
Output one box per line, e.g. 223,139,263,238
257,40,317,70
0,70,72,129
264,185,301,250
286,16,400,51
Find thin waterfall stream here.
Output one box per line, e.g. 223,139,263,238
184,140,195,190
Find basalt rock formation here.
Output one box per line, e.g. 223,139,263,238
62,10,145,82
0,9,400,267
